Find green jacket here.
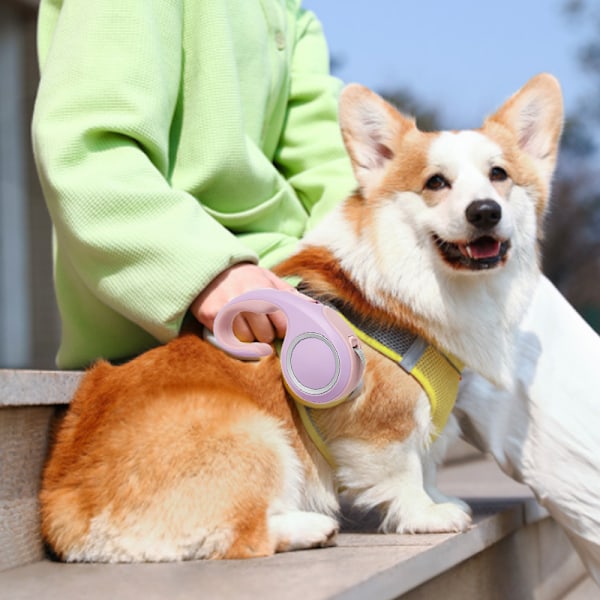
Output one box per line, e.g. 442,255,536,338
33,0,355,368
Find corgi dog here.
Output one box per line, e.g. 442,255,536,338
40,74,563,562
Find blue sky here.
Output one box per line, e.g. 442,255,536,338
302,0,591,129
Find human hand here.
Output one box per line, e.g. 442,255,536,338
190,263,294,343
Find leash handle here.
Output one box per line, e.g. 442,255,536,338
213,289,365,407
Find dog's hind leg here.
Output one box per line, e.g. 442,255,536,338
225,409,340,557
268,511,339,552
262,430,339,553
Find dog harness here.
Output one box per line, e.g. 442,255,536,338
294,290,464,468
345,317,464,436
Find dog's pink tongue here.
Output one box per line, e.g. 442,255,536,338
460,238,501,259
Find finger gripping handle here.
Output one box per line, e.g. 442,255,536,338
212,297,281,359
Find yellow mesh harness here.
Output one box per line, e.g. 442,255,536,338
347,323,464,437
291,294,464,469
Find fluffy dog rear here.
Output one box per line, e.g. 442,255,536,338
40,74,563,562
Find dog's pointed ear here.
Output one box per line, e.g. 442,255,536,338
339,84,414,197
486,73,564,185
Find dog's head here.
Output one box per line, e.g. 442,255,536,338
325,74,563,385
338,73,563,278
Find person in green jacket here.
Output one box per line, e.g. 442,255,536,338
32,0,356,369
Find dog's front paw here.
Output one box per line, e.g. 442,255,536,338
394,502,472,534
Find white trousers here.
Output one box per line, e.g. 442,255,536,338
455,275,600,585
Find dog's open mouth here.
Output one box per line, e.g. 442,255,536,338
432,234,510,270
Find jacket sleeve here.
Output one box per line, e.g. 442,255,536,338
32,0,258,344
274,8,357,229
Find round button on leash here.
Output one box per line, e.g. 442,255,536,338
287,333,340,396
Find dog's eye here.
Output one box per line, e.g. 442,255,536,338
490,166,508,182
425,174,449,191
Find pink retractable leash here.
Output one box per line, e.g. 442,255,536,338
212,289,365,408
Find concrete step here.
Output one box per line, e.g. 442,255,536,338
0,500,589,600
0,369,595,599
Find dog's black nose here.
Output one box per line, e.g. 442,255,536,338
465,200,502,229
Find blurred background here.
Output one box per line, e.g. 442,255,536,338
1,0,598,369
